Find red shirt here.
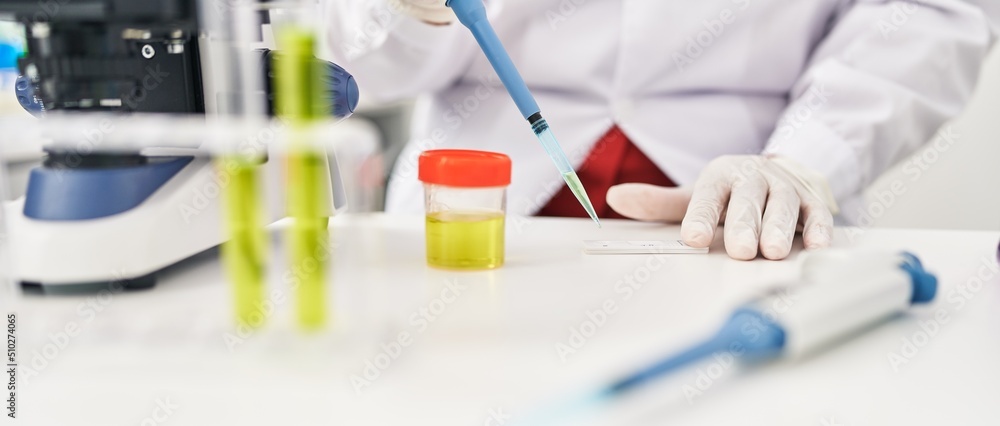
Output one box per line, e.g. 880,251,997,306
537,125,677,219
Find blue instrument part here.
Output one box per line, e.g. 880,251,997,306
260,49,359,119
326,61,360,118
23,157,193,221
15,74,44,116
899,252,938,303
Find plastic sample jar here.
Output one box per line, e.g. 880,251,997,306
418,149,511,270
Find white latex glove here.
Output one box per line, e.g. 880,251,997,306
606,155,838,261
388,0,456,24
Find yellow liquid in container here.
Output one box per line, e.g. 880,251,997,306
425,210,505,270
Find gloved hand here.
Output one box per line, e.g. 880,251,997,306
606,155,838,261
389,0,456,24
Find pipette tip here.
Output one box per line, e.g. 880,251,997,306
586,209,601,228
560,171,601,228
588,210,602,228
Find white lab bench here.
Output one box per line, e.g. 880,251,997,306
7,214,1000,425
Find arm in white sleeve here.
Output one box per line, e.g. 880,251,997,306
763,0,999,203
320,0,475,103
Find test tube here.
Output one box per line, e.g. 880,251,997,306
218,156,267,328
275,24,330,330
199,0,270,328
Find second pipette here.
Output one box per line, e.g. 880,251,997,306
446,0,600,226
513,251,937,425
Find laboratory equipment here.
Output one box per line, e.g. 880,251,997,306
14,75,42,116
0,0,356,291
203,0,271,329
524,250,937,424
582,240,708,255
419,149,511,270
11,50,357,120
276,24,331,329
611,250,935,383
219,156,268,328
445,0,600,227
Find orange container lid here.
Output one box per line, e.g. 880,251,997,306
418,149,512,188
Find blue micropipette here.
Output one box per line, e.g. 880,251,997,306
516,251,938,425
446,0,600,226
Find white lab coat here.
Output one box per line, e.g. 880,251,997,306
322,0,998,220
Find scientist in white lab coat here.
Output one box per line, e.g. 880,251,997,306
323,0,999,260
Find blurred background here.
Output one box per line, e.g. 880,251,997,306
2,21,998,230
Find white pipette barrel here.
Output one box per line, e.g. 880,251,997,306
608,250,937,396
751,251,937,357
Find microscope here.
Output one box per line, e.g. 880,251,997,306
0,0,358,290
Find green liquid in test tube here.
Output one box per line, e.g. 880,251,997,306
275,27,330,330
287,153,329,329
219,158,266,328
